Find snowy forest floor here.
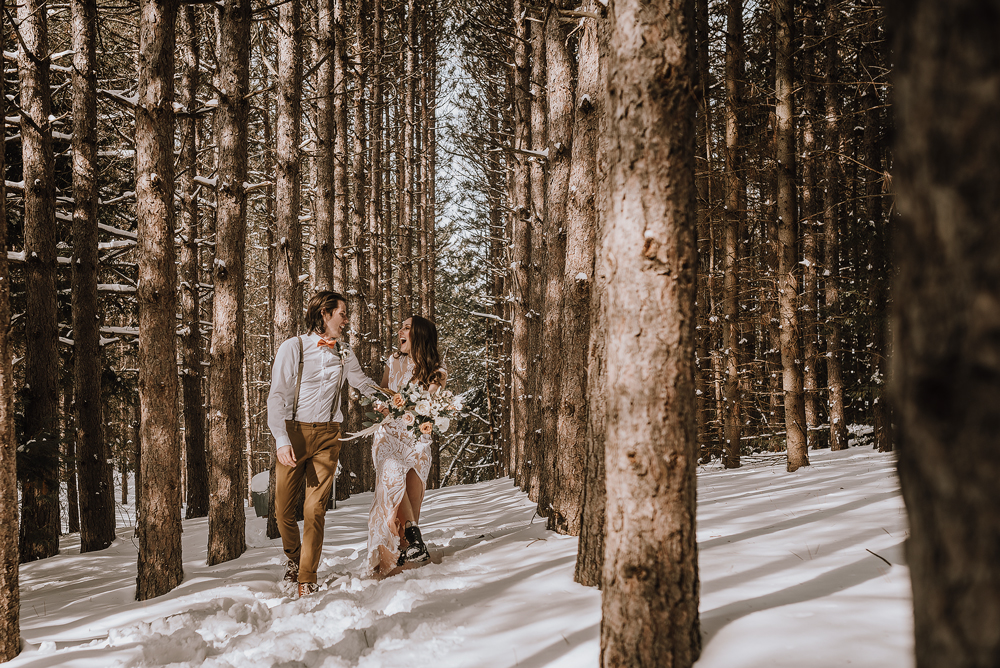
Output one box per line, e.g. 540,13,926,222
10,448,912,668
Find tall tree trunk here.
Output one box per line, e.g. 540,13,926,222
801,0,824,448
333,0,349,291
525,6,547,500
64,376,80,535
135,0,183,600
721,0,744,469
314,0,336,291
400,0,416,319
0,32,20,654
860,0,891,453
18,0,60,563
207,0,251,566
552,0,597,536
509,0,532,487
72,0,115,550
601,0,701,664
369,0,385,364
178,3,209,520
823,0,848,451
774,0,808,471
537,0,571,522
426,0,437,321
891,1,1000,664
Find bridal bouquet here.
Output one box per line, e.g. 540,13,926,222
361,380,463,438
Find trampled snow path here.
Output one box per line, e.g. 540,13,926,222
10,448,912,667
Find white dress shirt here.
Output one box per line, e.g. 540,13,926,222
267,332,381,449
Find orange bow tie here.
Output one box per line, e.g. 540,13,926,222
317,338,339,351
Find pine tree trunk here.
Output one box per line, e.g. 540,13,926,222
799,0,823,448
823,0,848,451
135,0,183,600
509,0,532,487
537,0,571,522
314,0,336,291
399,0,416,319
0,36,21,655
72,0,115,550
18,0,60,563
774,0,808,471
570,1,605,576
333,0,349,291
426,1,437,322
892,2,1000,664
601,0,701,664
178,4,209,520
722,0,744,469
369,0,384,364
526,9,547,500
208,0,250,566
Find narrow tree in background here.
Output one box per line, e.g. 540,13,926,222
72,0,115,550
178,4,209,519
601,0,701,664
774,0,808,471
721,0,744,469
135,0,183,600
208,0,251,565
892,1,1000,665
314,0,336,291
0,23,21,653
18,0,60,562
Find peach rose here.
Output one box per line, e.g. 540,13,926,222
402,411,416,426
391,393,406,408
419,420,433,435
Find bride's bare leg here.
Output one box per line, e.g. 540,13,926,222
405,468,424,524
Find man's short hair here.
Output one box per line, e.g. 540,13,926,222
305,291,347,334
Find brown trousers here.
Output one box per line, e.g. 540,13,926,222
275,420,341,584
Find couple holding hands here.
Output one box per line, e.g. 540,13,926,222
266,291,447,596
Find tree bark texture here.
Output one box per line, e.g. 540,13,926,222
135,0,183,600
18,0,60,562
0,31,21,655
601,0,701,665
399,0,417,319
333,0,350,291
314,0,336,291
573,1,608,586
891,1,1000,665
538,0,571,523
553,0,599,537
178,4,209,520
208,0,251,565
823,0,848,451
721,0,743,469
72,0,115,551
774,0,808,471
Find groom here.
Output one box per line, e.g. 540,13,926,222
266,291,382,597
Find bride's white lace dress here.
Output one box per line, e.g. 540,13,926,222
367,354,433,576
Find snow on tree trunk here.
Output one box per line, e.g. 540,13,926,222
18,0,61,563
600,0,701,664
208,0,250,566
314,0,336,292
774,0,808,471
892,1,1000,664
135,0,183,600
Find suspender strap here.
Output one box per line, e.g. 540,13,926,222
292,335,304,422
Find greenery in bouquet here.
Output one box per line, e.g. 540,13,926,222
361,379,464,437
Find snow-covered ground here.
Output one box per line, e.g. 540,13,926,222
10,447,912,667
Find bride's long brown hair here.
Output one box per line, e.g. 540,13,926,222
408,316,443,388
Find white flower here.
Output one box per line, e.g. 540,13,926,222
434,416,450,432
402,412,416,426
453,397,464,411
415,400,431,416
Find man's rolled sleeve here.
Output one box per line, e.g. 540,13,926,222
267,338,299,449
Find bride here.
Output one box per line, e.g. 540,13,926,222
367,315,447,577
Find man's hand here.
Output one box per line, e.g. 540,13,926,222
277,445,297,467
